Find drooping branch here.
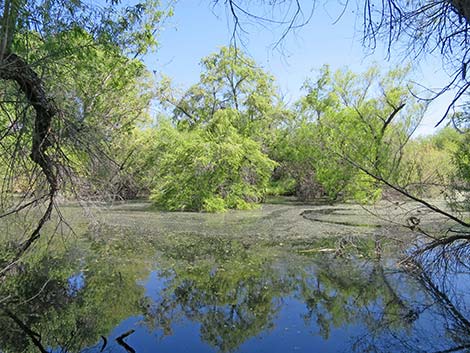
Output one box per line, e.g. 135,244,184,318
0,53,57,180
215,0,313,49
363,0,470,125
0,52,58,255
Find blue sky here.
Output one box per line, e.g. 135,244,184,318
145,1,455,135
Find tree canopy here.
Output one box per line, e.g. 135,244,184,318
0,0,169,258
2,2,470,350
1,0,470,279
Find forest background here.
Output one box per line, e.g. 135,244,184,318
1,0,470,263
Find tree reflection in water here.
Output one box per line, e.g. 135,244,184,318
1,231,470,352
0,229,153,353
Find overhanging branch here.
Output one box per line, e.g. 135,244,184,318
0,52,58,257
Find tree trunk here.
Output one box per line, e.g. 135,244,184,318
0,52,58,254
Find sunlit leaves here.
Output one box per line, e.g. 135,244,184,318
145,110,277,212
163,46,286,140
277,65,426,202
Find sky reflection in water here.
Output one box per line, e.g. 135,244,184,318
2,216,470,353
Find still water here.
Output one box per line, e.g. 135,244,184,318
1,202,469,353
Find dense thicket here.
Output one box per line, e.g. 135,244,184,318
272,65,425,202
2,35,467,215
0,0,169,264
139,47,284,211
2,2,470,350
141,115,276,212
121,48,467,212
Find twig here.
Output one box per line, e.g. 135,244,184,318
116,329,136,353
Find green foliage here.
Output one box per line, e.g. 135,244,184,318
274,64,425,203
146,111,277,212
203,196,227,212
266,176,297,196
0,0,171,201
16,0,168,56
454,133,470,182
157,46,289,141
448,129,470,209
428,126,462,151
144,47,288,211
398,127,461,198
36,29,153,198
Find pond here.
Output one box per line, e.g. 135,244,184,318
1,201,469,353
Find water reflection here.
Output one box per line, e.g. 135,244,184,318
1,230,470,352
0,233,152,353
142,237,295,352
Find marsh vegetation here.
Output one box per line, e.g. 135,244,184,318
1,201,470,353
2,1,470,352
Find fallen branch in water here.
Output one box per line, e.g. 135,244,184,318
100,335,107,352
116,329,136,353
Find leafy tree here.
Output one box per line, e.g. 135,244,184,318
269,119,324,199
158,46,288,141
276,65,425,202
1,28,155,200
53,30,154,200
0,0,167,259
144,111,276,212
215,0,470,125
145,47,285,212
209,1,470,254
396,128,461,198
